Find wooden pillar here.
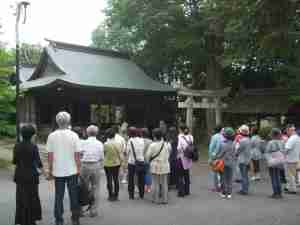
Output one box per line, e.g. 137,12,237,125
29,95,36,125
90,104,97,124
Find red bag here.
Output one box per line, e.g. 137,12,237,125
211,159,225,172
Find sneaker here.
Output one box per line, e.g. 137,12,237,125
237,191,248,196
268,194,277,199
269,194,283,199
285,190,297,195
108,196,114,201
71,219,80,225
227,194,232,199
121,179,127,184
219,193,226,198
251,176,256,181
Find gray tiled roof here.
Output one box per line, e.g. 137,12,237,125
21,41,175,94
20,66,35,82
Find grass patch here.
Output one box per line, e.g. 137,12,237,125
0,158,11,169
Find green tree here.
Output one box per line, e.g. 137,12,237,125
0,47,16,137
92,0,300,132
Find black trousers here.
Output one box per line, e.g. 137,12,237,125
176,159,190,196
128,163,145,198
15,182,42,225
104,166,120,198
169,160,178,187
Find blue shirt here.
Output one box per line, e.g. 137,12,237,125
208,133,222,160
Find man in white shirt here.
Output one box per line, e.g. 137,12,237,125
284,124,300,194
126,127,145,199
47,112,81,225
80,125,104,217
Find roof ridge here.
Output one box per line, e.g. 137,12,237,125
45,39,130,59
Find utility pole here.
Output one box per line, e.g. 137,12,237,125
15,1,30,142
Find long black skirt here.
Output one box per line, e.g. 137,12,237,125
15,183,42,225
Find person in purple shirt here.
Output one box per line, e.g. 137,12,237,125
177,125,193,197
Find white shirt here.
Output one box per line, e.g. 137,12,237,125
81,136,104,163
284,134,300,163
46,129,80,177
126,137,145,164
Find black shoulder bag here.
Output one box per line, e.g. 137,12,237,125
130,141,146,173
149,142,165,163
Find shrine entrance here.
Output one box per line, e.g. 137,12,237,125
177,88,230,133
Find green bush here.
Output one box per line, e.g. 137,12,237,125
0,158,11,169
0,122,16,138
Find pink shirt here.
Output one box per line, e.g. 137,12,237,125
177,133,193,170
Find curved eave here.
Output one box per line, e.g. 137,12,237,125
28,48,66,81
21,78,176,95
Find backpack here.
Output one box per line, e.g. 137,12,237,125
182,136,199,162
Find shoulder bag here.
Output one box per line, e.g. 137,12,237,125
266,142,286,167
130,141,146,173
149,142,165,163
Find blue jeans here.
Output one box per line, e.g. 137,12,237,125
269,167,282,195
220,166,233,195
54,175,80,223
209,171,220,190
144,163,152,186
239,164,249,193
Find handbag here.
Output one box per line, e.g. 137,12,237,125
130,141,146,173
211,159,225,172
267,151,286,167
149,142,165,163
266,141,286,167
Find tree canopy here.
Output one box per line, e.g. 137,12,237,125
0,44,16,137
92,0,300,90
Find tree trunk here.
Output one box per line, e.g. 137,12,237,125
205,18,224,136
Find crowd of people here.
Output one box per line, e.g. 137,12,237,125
208,124,300,200
13,111,195,225
12,110,300,225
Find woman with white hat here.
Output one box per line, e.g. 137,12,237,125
236,125,252,195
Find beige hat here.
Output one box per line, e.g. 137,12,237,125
239,125,250,135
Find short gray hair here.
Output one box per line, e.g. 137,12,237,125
56,111,71,128
86,125,99,136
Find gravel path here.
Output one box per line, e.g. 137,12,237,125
1,164,300,225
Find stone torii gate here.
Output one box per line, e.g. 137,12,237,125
177,87,230,131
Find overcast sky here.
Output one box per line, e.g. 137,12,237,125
0,0,106,47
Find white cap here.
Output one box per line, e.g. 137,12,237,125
239,125,249,135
